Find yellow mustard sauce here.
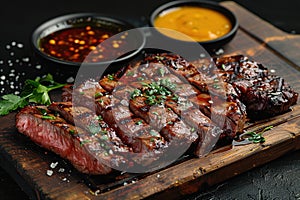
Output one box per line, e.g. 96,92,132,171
154,6,232,42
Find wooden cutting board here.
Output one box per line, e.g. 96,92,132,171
1,1,300,199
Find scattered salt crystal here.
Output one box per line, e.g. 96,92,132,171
10,52,14,56
0,60,3,64
62,178,67,181
15,59,19,63
200,53,206,58
9,73,15,77
157,174,161,178
46,170,53,176
109,149,113,155
8,60,12,63
22,57,30,62
0,81,4,85
270,69,276,73
14,91,20,95
11,41,16,46
10,85,14,89
9,63,13,66
66,76,74,83
10,69,15,73
6,45,11,50
17,43,24,48
215,48,224,55
58,168,65,173
50,162,58,169
0,75,5,80
35,65,42,69
123,182,128,186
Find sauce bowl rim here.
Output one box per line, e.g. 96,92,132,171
31,12,146,67
149,0,239,48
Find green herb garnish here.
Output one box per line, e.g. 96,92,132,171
80,139,92,146
244,126,273,143
126,71,134,76
95,115,103,121
107,74,115,81
135,120,143,125
95,92,103,98
0,73,65,116
41,115,56,120
130,89,142,99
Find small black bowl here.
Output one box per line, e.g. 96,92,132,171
31,13,146,67
149,0,239,50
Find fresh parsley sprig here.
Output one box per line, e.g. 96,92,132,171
0,73,65,116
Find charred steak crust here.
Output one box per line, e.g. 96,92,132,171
15,53,298,175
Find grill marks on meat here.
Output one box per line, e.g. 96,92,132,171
122,61,223,156
213,55,298,118
65,73,168,154
15,53,298,175
15,105,112,175
142,53,247,137
48,102,132,153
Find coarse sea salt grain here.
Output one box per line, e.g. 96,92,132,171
66,76,74,83
0,75,5,80
22,57,30,62
17,43,24,48
58,168,65,173
46,170,54,176
35,65,42,69
50,162,59,169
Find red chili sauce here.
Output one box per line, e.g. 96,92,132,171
39,25,128,63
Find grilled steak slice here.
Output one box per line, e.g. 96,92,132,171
120,63,221,156
130,96,198,143
48,102,132,153
213,55,298,118
15,105,113,175
141,54,247,136
61,77,168,154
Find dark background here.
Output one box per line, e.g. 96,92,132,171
0,0,300,199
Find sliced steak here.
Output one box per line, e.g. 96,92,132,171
141,54,247,137
15,105,113,175
213,55,298,118
48,102,132,153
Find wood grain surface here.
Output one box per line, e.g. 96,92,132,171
0,1,300,199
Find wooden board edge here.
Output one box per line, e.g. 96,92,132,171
93,124,300,200
221,1,300,68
